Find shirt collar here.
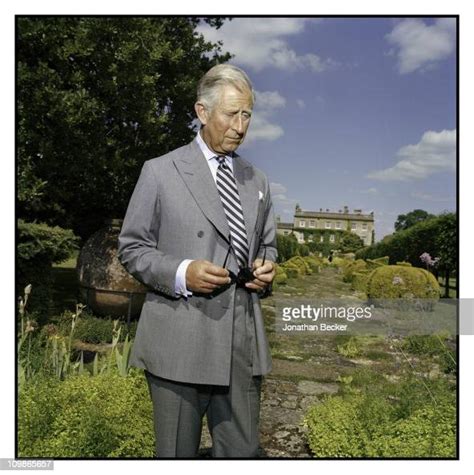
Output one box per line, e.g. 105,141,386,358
195,130,234,164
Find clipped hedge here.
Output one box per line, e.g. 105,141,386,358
282,256,312,275
343,259,368,283
303,256,323,273
366,265,440,300
273,265,288,286
366,256,389,270
18,369,155,457
352,271,370,293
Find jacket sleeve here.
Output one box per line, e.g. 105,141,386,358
117,160,182,298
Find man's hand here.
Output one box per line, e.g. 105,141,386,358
186,260,231,293
245,259,275,291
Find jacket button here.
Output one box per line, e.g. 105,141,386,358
197,230,204,238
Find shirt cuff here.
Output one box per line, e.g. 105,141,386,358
175,259,194,298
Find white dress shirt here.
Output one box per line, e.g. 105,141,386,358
174,130,234,298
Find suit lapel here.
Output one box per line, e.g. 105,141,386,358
173,141,230,242
173,141,261,263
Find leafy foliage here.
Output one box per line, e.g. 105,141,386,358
18,17,231,239
17,220,80,319
394,209,435,232
304,369,456,458
356,212,456,273
18,369,155,457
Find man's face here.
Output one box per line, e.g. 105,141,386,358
195,85,253,155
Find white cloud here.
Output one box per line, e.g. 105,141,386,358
196,18,336,73
386,18,456,74
255,90,286,110
360,187,378,194
246,113,284,143
245,90,286,144
367,129,456,181
269,182,298,218
270,182,287,195
411,191,454,202
296,99,306,109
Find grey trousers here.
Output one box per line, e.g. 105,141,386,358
144,288,263,458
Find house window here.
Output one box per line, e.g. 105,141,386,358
335,221,341,229
330,234,335,242
325,221,331,229
362,223,368,230
309,220,316,228
283,231,289,235
351,222,357,230
299,220,306,227
308,235,313,242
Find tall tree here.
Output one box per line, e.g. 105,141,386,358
18,17,231,239
394,209,435,232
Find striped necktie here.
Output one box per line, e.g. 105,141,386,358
215,156,249,268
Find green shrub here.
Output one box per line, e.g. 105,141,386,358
366,257,389,270
17,220,80,320
331,256,347,267
304,390,397,457
304,374,456,458
366,265,440,300
284,256,312,275
372,400,456,457
18,368,155,457
273,270,288,287
396,261,412,267
337,337,362,358
281,265,299,278
303,256,322,272
352,271,370,293
343,259,368,283
402,334,448,356
51,310,137,344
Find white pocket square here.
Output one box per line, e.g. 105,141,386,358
258,190,264,201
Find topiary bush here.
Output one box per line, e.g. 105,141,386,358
366,265,440,300
303,255,322,273
366,256,389,270
273,265,288,287
283,256,312,275
343,259,368,283
281,265,299,278
18,368,155,457
352,271,370,293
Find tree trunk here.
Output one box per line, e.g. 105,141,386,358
444,268,450,298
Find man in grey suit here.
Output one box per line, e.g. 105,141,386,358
117,64,277,458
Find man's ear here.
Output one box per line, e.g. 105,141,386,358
194,102,208,126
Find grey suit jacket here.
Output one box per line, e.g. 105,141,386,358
117,138,277,386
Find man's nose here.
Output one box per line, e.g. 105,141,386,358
231,114,244,134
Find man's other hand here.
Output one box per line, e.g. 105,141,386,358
186,260,231,293
245,259,275,291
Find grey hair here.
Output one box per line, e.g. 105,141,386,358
197,64,255,111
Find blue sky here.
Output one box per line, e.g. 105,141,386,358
197,17,457,241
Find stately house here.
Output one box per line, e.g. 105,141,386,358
277,205,375,246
